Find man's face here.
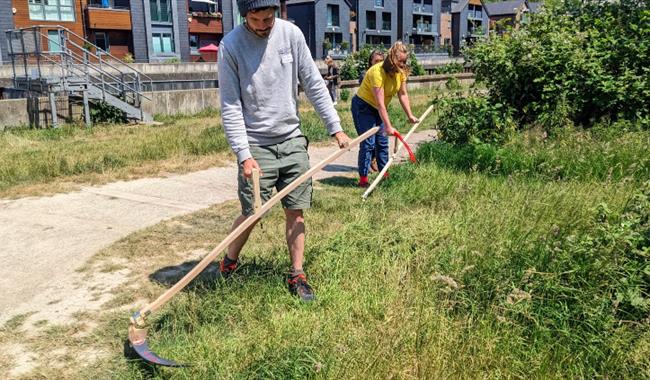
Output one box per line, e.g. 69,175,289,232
245,8,275,38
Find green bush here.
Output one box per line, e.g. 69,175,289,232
434,62,464,74
436,95,516,145
340,45,425,80
465,0,650,129
90,100,126,124
340,88,350,102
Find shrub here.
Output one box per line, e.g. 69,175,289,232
340,88,350,102
340,45,425,80
122,53,135,64
465,0,650,129
322,38,332,51
90,100,126,124
434,62,464,75
436,95,516,145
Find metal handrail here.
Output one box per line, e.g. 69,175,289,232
58,26,153,89
29,33,140,104
38,52,124,97
63,38,149,100
23,27,146,103
12,25,153,91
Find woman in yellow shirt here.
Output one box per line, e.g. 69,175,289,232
351,42,419,187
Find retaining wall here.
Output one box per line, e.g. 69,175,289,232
0,73,474,129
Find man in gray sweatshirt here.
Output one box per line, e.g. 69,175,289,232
217,0,350,301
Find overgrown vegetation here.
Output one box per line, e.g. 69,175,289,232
65,120,649,379
433,62,464,75
0,88,436,197
340,45,425,81
465,0,650,129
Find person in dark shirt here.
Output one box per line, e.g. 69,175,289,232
325,56,340,105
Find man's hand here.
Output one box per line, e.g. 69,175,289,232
334,131,351,149
242,158,261,178
407,114,419,124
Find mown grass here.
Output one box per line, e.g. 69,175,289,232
64,125,650,379
0,89,438,198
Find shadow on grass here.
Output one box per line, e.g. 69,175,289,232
148,257,288,293
318,176,358,187
149,261,222,290
322,163,356,173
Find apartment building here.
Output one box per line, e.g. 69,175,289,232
398,0,441,48
451,0,488,55
286,0,352,59
1,0,192,64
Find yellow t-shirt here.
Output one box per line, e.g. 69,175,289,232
357,62,406,110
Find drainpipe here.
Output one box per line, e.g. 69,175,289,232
280,0,287,19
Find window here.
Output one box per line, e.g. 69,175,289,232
326,4,340,27
366,35,391,46
29,0,75,21
152,33,174,53
95,32,109,52
374,0,384,7
468,4,483,19
366,11,376,30
150,0,171,22
47,30,63,52
324,32,342,46
189,34,199,54
382,12,391,30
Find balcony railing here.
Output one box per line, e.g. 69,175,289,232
86,4,132,30
412,3,434,13
188,12,223,34
411,44,448,55
326,47,349,59
87,0,129,10
413,22,437,34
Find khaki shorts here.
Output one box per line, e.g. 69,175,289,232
238,136,312,216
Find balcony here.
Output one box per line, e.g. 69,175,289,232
326,47,350,60
412,3,434,14
85,3,131,30
413,22,435,34
188,12,223,34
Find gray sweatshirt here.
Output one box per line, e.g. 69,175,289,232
218,19,342,163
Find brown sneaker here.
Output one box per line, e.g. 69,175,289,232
287,273,315,302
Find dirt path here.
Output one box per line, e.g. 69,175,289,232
0,130,436,377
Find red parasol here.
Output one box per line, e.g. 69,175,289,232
198,43,219,52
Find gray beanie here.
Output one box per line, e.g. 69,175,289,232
237,0,280,16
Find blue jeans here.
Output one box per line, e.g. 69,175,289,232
351,95,389,177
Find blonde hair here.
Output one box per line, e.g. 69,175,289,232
382,41,411,77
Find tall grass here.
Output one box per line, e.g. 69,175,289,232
0,89,437,197
418,127,650,183
70,127,650,379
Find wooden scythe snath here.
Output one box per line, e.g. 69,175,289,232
127,127,379,367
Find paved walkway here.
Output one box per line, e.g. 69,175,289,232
0,130,436,325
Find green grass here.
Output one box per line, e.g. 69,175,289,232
0,89,438,198
419,127,650,183
70,126,649,379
